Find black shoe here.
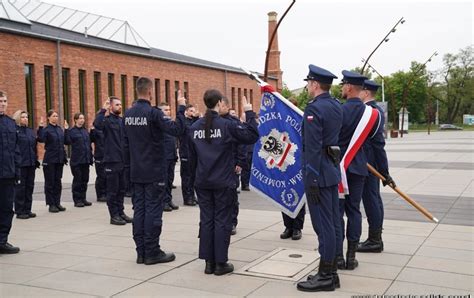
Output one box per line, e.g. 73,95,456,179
56,205,66,212
231,225,237,235
214,262,234,276
204,260,215,274
280,228,292,239
144,250,176,265
163,204,173,212
49,205,59,213
241,186,250,191
193,199,199,205
74,202,85,207
357,228,384,253
125,192,132,198
0,242,20,254
297,260,335,292
110,216,126,225
28,212,36,218
83,200,92,206
136,256,144,264
171,184,177,189
184,200,196,206
237,190,241,194
345,241,359,270
292,229,302,240
16,214,29,219
169,201,179,210
120,214,133,223
332,259,340,288
97,197,107,202
336,254,345,270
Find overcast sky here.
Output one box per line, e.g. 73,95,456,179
48,0,472,89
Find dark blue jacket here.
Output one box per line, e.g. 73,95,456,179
95,111,124,165
338,98,378,176
188,110,259,189
123,99,186,184
302,92,343,188
64,126,93,166
164,132,178,161
363,100,389,175
91,109,106,161
178,116,198,160
0,114,21,179
37,124,66,164
222,114,247,168
17,125,37,168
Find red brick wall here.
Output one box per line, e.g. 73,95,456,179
1,32,278,158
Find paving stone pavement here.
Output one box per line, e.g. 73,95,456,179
1,131,472,297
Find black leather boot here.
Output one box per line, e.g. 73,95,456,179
332,258,340,288
357,228,383,253
297,260,335,292
204,260,216,274
291,229,302,240
214,262,234,275
336,254,345,270
345,241,359,270
280,228,292,239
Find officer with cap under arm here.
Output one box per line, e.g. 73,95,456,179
297,65,343,292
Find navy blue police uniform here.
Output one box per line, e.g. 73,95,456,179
95,110,127,221
297,65,343,293
240,143,254,190
358,80,392,253
65,125,93,206
188,109,258,269
123,99,186,264
37,123,67,210
179,116,199,205
0,113,21,250
336,70,379,270
15,124,38,217
91,109,107,201
163,131,178,209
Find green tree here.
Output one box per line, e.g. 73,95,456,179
281,83,294,99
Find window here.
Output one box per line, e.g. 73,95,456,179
154,79,161,106
24,64,35,127
78,70,86,114
183,82,189,100
231,87,236,109
244,88,248,99
133,76,139,100
165,80,170,103
250,89,254,105
94,72,101,112
121,75,127,108
174,81,180,111
237,88,242,116
44,66,53,112
108,73,115,96
62,68,71,124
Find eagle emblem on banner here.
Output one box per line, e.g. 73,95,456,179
258,128,297,172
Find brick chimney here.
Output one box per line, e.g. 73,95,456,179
267,11,283,91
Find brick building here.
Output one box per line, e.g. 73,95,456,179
0,1,282,131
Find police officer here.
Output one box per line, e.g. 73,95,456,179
158,102,179,212
296,65,343,292
179,104,199,206
336,70,382,270
123,77,186,265
95,96,132,225
240,143,253,191
12,110,39,219
38,110,67,213
219,100,246,235
0,90,21,254
91,102,109,202
65,112,93,208
188,90,258,276
358,80,395,253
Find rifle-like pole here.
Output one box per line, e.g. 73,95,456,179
367,163,439,223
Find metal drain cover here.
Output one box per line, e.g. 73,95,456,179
234,247,319,281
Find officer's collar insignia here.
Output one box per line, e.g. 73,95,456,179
258,128,297,172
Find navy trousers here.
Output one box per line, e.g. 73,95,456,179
94,161,107,199
164,160,176,204
196,187,234,263
15,166,35,215
338,173,366,254
105,163,125,217
241,152,252,187
282,205,306,230
362,173,384,230
180,159,196,202
231,174,239,226
0,179,15,244
43,163,63,206
132,182,165,258
308,186,340,262
71,164,90,204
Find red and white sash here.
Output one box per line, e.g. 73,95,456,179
338,105,379,197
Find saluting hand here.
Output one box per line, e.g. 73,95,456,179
39,116,45,127
102,100,110,110
64,120,69,129
242,96,252,112
177,90,186,106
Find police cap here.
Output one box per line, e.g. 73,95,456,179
341,70,368,86
304,64,338,84
362,79,381,91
